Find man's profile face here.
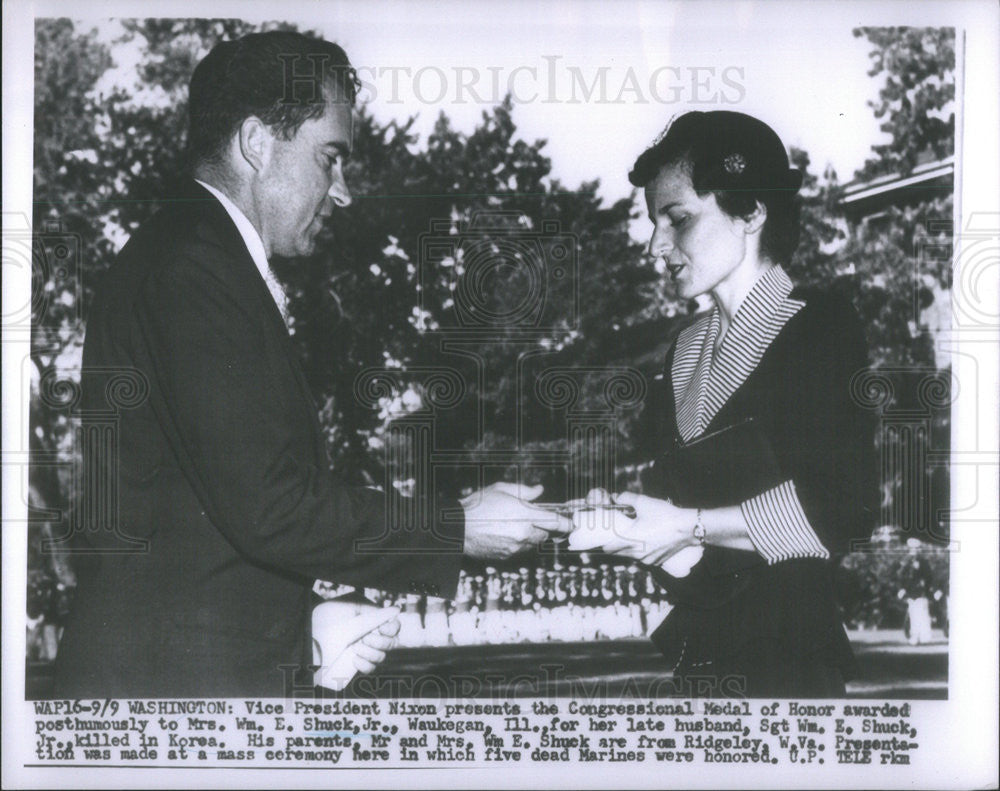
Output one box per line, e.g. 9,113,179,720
257,92,354,259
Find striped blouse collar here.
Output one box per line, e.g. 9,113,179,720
672,265,805,441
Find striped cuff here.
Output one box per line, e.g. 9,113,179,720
740,480,829,564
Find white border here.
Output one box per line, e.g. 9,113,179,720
4,1,998,788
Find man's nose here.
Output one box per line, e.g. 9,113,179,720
328,170,352,209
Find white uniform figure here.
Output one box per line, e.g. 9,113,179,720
450,572,475,646
483,568,503,644
424,595,449,647
397,592,423,647
471,575,486,644
907,596,932,645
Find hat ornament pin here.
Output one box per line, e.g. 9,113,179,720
723,152,747,175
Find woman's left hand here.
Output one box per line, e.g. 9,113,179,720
569,491,698,565
612,492,700,564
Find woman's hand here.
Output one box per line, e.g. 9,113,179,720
609,492,700,565
568,489,699,565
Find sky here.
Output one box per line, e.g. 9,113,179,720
297,0,891,203
84,0,897,210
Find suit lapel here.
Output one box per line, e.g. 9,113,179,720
181,181,323,433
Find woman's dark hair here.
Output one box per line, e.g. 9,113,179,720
186,31,361,170
629,111,803,264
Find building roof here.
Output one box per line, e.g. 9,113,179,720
841,156,954,219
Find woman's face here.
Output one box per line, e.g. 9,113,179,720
643,160,755,302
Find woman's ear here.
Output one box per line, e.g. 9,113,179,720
743,201,767,235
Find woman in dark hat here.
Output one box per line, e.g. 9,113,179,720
580,111,879,697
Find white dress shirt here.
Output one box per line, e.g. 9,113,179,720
195,179,290,325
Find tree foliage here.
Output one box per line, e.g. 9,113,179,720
787,27,955,545
268,96,660,494
854,26,955,179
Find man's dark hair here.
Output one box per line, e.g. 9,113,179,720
186,31,361,169
629,111,803,265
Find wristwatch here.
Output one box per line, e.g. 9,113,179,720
692,508,707,546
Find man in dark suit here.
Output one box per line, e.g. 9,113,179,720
52,31,567,698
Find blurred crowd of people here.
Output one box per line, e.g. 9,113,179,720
318,562,673,647
27,544,950,661
837,533,950,638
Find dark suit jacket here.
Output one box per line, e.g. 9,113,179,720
640,289,879,675
52,181,464,697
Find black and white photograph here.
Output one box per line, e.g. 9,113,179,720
2,0,997,788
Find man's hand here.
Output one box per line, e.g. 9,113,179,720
461,482,572,560
312,601,400,691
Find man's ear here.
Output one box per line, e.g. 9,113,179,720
237,116,272,172
743,201,767,235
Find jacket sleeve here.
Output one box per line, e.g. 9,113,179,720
739,479,831,563
132,249,464,598
763,295,880,556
